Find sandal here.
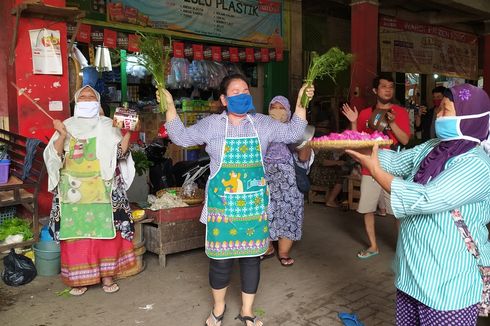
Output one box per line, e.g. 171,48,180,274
235,314,263,326
356,249,379,259
259,248,275,261
279,257,294,267
205,305,226,326
102,283,119,293
69,287,88,296
338,312,364,326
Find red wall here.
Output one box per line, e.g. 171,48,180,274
13,0,70,142
8,0,70,215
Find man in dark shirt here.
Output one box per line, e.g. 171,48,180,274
415,86,446,142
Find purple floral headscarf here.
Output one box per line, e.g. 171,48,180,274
269,95,291,120
265,96,293,164
413,84,490,184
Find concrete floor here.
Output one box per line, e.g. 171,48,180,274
1,204,489,326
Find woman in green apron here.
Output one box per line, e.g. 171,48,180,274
163,74,314,326
44,86,136,296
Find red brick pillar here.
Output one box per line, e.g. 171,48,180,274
349,0,379,109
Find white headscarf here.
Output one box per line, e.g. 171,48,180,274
44,86,135,191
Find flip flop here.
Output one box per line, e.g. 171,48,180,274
69,287,88,296
279,257,294,267
102,283,119,293
357,249,379,259
338,312,364,326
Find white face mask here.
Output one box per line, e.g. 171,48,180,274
269,109,288,123
74,101,100,118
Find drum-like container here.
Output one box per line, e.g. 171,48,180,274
113,107,139,131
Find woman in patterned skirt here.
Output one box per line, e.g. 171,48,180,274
44,86,136,296
263,96,314,267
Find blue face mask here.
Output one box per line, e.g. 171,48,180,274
435,117,459,140
226,94,255,115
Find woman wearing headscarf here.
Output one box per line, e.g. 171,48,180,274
44,85,136,296
347,84,490,325
262,96,313,267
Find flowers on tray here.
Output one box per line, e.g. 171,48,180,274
311,130,389,142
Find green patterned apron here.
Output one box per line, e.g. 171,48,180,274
206,116,269,259
58,137,115,240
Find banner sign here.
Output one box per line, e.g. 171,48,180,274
379,15,478,80
128,34,140,52
245,48,254,62
229,47,239,62
193,44,204,60
104,29,117,49
116,0,284,47
173,41,185,58
211,46,222,62
76,24,91,43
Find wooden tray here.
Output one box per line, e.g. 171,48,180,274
307,139,393,150
156,187,205,205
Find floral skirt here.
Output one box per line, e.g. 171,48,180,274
60,232,135,287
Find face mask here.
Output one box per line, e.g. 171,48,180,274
435,117,459,139
226,94,254,115
74,101,100,118
433,99,442,108
269,109,288,123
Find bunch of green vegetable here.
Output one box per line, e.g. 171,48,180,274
137,33,172,113
0,218,33,241
131,150,153,176
301,47,353,108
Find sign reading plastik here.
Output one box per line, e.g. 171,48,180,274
379,16,478,80
117,0,284,47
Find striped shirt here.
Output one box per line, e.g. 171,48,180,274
379,139,490,310
165,111,307,223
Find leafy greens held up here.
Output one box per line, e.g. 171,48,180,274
137,33,172,113
301,47,353,108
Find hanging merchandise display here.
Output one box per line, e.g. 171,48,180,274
167,57,192,89
94,45,112,72
29,28,63,75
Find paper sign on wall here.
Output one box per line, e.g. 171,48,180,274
49,101,63,112
29,29,62,75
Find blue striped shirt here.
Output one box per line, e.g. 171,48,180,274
165,111,307,223
379,139,490,310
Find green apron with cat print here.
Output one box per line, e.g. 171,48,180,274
58,137,115,240
206,116,269,259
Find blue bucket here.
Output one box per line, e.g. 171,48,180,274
33,241,61,276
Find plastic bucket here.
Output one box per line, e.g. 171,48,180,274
0,159,10,184
33,241,61,276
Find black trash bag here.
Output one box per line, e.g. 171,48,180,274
1,249,37,286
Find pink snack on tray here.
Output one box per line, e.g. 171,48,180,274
311,130,389,141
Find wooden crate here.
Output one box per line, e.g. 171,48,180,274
348,176,361,210
143,205,205,267
308,185,328,204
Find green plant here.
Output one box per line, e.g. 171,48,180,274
137,33,172,113
0,217,33,241
131,150,153,176
301,47,353,108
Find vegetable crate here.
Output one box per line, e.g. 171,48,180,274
348,176,361,211
0,206,16,225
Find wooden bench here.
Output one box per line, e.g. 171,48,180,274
0,129,46,252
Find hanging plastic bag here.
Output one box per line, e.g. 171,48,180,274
1,249,37,286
